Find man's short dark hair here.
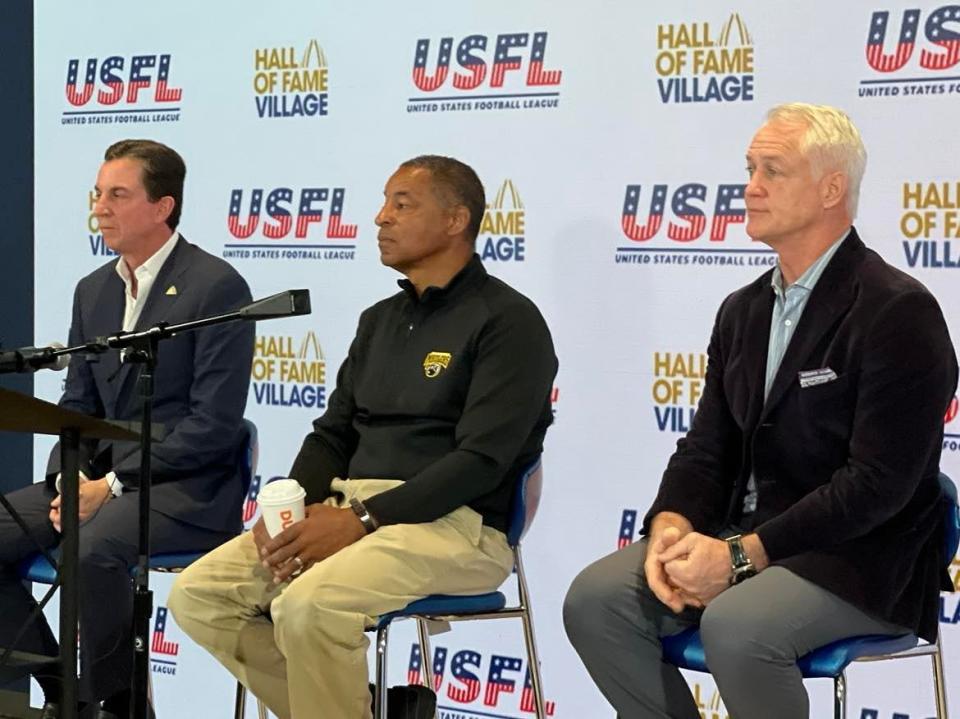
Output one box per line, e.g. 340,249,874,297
104,139,186,231
399,155,485,241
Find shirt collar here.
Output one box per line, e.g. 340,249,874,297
115,231,180,287
397,253,487,304
770,228,850,296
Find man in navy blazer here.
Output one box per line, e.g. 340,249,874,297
0,140,254,718
564,104,958,718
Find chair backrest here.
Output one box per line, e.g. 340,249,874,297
506,457,543,547
240,418,259,496
940,472,959,565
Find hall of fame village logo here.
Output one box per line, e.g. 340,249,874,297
253,39,329,118
85,189,117,258
252,331,327,409
652,351,705,434
408,31,562,114
406,642,557,718
899,181,960,268
615,182,776,266
655,13,755,104
479,180,527,262
150,606,181,677
942,551,960,625
860,6,960,98
62,53,182,125
223,185,357,261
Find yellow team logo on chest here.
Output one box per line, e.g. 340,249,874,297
423,351,452,378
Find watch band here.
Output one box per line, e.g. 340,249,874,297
349,497,378,535
725,534,757,585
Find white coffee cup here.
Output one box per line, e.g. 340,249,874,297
257,478,306,537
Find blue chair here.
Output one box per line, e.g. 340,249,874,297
661,472,959,719
371,457,548,719
19,419,260,715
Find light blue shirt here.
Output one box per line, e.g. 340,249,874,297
742,229,850,515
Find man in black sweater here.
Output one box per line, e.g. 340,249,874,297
169,155,557,719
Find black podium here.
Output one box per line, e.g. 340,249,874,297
0,387,156,719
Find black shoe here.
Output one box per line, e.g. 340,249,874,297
368,683,437,718
39,702,59,719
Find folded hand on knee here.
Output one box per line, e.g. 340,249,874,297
257,504,367,584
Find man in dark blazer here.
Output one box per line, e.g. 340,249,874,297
564,104,958,718
0,140,254,718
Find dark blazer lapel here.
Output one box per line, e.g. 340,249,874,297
114,238,191,398
759,231,864,421
740,280,775,431
91,270,126,402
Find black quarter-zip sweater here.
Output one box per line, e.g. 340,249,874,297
289,255,558,533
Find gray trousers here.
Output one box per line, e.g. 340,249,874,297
562,539,907,719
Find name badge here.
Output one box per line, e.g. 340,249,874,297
798,367,837,388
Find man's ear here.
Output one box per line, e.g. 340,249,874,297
820,171,847,211
154,195,176,226
448,205,471,236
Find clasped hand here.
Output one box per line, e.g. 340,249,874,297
645,528,731,613
252,503,366,584
49,472,112,532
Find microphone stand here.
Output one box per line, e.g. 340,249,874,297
47,289,310,719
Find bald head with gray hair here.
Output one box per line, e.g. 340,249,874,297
765,103,867,219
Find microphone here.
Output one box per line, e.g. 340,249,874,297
0,342,71,374
237,289,311,320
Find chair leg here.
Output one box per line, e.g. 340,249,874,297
374,623,390,719
515,547,547,719
833,672,847,719
416,619,440,719
234,680,246,719
932,634,949,719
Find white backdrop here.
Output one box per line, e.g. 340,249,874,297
31,2,960,717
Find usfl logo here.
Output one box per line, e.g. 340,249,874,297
861,6,960,98
479,180,526,262
252,331,326,410
63,53,182,126
407,643,557,717
150,606,180,677
223,185,357,262
899,181,960,269
615,182,776,266
408,31,562,114
253,39,329,118
945,394,959,454
655,13,755,104
243,475,263,527
617,510,638,549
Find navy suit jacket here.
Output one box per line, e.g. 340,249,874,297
644,229,958,641
46,236,255,534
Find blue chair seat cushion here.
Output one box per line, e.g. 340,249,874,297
17,550,206,584
661,626,920,678
376,592,507,629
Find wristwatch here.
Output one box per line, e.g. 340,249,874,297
349,497,379,535
725,534,758,585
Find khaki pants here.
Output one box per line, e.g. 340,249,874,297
168,479,514,719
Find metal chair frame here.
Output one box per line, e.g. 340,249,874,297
19,419,259,716
234,458,549,719
371,458,548,719
661,472,959,719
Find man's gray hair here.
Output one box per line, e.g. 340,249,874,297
767,103,867,219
